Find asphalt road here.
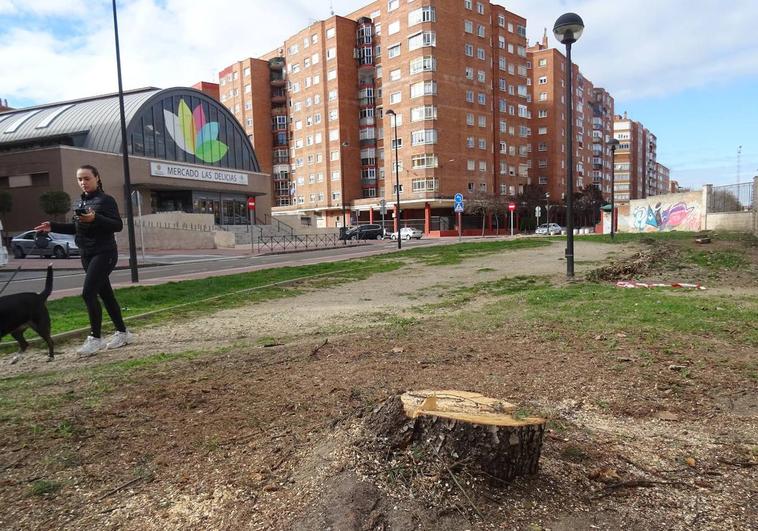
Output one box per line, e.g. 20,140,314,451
0,238,442,299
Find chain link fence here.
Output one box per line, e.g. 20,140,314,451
708,182,753,213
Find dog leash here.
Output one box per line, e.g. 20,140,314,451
0,266,21,296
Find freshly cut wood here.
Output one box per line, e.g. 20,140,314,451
369,390,546,483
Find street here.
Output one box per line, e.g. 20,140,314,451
0,237,443,299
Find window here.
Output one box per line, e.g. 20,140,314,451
411,105,437,121
244,84,251,93
538,58,547,67
390,68,402,81
465,90,474,103
477,70,485,83
326,47,336,60
479,161,487,172
466,136,475,148
391,137,403,149
498,57,506,70
390,91,402,104
410,56,436,74
538,110,548,118
464,20,473,33
465,67,474,80
477,93,486,105
388,0,399,11
464,0,472,9
476,2,485,14
329,128,339,141
538,76,547,85
331,171,341,181
538,127,547,135
538,142,547,151
409,31,436,50
477,48,485,60
411,129,437,146
477,115,486,127
328,89,337,101
498,36,505,49
477,25,485,38
478,138,486,149
411,154,438,168
539,92,548,101
408,6,436,25
467,160,475,170
464,43,474,57
388,44,401,58
327,69,337,80
388,21,400,35
244,67,250,76
410,80,437,97
497,15,505,27
466,112,474,125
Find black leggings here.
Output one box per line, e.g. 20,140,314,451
81,249,125,338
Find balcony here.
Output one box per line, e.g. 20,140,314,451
270,78,286,88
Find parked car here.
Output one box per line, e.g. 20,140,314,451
535,223,562,235
390,227,423,240
11,230,79,258
0,220,7,267
341,224,385,241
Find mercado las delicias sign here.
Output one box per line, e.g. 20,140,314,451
149,162,249,186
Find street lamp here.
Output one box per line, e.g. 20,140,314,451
386,109,401,249
608,138,620,239
339,140,349,244
553,12,584,278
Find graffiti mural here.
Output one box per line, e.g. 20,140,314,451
632,201,699,231
618,191,703,233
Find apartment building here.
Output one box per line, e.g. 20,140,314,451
655,162,670,196
216,0,532,231
589,88,615,198
527,34,596,201
612,112,657,201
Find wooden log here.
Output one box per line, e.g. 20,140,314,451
369,390,546,483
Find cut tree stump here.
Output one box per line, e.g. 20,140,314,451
369,390,546,483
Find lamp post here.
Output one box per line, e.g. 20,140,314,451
386,109,401,250
608,138,619,239
339,140,348,244
553,12,584,278
112,0,139,283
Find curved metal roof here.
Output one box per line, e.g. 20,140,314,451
0,87,160,152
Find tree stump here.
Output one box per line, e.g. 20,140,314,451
370,390,546,483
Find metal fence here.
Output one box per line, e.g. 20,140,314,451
709,182,754,213
255,233,358,253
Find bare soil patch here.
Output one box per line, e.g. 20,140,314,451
1,237,756,530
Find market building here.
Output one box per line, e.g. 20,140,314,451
0,87,271,233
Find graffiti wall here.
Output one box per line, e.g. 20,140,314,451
617,191,704,233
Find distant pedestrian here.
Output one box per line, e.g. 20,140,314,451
35,164,133,356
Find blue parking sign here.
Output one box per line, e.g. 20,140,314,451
454,193,463,204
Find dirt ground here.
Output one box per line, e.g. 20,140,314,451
1,237,756,530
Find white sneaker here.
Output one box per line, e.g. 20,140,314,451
106,330,133,350
77,336,106,357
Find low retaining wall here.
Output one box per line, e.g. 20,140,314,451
705,211,754,232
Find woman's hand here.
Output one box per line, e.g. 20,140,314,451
78,211,96,223
34,221,51,232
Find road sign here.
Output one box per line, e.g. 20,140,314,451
379,199,387,215
535,206,542,218
247,197,256,210
454,203,464,213
454,193,463,204
508,202,516,212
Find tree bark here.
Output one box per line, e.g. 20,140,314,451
369,390,546,483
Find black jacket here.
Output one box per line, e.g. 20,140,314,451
50,191,123,256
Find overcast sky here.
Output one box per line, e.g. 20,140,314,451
1,0,756,188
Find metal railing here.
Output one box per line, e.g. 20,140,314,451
255,233,357,253
709,182,753,213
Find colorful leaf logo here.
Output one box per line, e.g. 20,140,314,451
164,100,228,163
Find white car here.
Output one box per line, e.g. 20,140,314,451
390,227,423,240
0,220,7,267
535,223,562,235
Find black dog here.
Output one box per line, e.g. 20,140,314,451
1,265,54,364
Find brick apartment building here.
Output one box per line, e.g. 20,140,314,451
612,112,658,201
655,161,670,195
527,33,614,202
216,0,533,231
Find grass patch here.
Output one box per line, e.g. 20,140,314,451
684,249,748,270
397,238,550,266
523,284,758,345
29,479,62,496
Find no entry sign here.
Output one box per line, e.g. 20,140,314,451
247,197,256,210
508,202,516,212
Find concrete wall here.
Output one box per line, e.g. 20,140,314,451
617,190,703,233
115,212,234,250
705,212,754,232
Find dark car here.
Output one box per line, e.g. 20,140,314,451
342,224,385,240
11,230,80,259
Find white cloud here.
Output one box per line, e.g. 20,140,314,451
504,0,758,102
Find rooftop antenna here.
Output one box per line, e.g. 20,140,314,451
330,0,334,16
737,145,742,184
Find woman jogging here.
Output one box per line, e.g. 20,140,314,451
35,165,133,356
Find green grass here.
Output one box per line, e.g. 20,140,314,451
553,231,701,244
522,284,758,345
29,479,62,497
395,238,550,266
684,249,748,270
